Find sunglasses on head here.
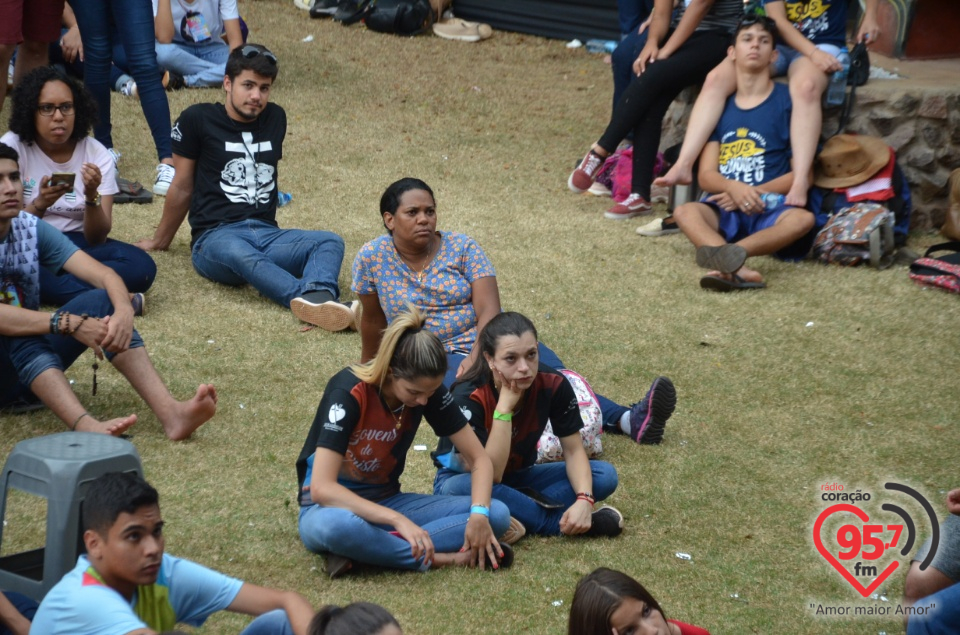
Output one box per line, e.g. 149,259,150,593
239,45,277,65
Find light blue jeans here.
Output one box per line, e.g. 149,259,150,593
298,493,511,571
155,40,230,87
191,220,345,307
241,609,293,635
434,460,618,536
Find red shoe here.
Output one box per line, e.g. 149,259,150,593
604,193,652,219
568,150,605,193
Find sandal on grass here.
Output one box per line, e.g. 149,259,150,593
325,553,354,579
114,177,153,205
695,244,747,273
700,274,766,292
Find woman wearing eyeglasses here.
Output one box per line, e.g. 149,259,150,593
1,66,156,308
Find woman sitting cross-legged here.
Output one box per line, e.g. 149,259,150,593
354,177,677,446
434,312,622,542
296,306,512,576
1,67,156,309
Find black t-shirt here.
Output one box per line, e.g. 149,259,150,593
171,102,286,245
435,364,582,474
296,368,468,504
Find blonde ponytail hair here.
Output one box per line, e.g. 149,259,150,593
350,305,447,386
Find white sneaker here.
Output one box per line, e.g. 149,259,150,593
119,80,138,99
290,298,359,332
153,163,175,196
636,216,681,237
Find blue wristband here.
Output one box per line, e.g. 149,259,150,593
470,504,490,517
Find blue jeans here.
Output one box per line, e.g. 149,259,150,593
907,582,960,635
617,0,654,36
69,0,173,160
155,40,229,87
191,220,345,308
444,342,629,427
0,592,37,635
240,609,293,635
298,493,511,571
48,27,129,89
0,290,143,405
434,460,618,536
40,232,157,306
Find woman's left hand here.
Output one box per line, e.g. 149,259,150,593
462,514,502,570
80,163,102,203
559,498,594,535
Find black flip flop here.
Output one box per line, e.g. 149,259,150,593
114,177,153,205
325,553,354,579
696,244,747,273
700,274,766,292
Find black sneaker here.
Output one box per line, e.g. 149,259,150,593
585,506,624,538
310,0,339,17
165,70,185,91
629,376,676,444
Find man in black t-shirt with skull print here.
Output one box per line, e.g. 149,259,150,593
136,44,358,332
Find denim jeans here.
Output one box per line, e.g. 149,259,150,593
69,0,173,160
444,341,629,427
0,592,37,635
191,220,345,308
155,40,229,87
49,27,127,88
0,290,143,405
239,609,293,635
907,582,960,635
39,232,157,305
434,460,618,536
298,493,511,571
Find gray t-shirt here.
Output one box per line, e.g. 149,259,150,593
673,0,743,34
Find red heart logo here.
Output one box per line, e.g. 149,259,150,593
813,504,899,597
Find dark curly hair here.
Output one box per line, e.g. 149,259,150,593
7,66,98,145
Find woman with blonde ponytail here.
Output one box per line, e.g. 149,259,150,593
296,306,512,576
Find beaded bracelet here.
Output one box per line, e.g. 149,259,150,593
470,504,490,517
492,410,512,421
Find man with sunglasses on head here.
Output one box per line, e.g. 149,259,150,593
135,44,357,332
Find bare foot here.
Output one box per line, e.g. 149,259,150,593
785,177,809,208
160,384,218,441
75,414,138,436
654,162,693,188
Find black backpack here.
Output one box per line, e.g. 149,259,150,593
365,0,435,35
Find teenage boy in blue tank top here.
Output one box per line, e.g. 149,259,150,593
673,15,815,292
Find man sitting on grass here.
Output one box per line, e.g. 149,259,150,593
31,471,315,634
135,44,357,332
0,142,215,439
673,15,814,292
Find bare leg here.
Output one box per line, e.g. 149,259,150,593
655,58,737,188
674,201,725,248
28,368,138,435
785,58,830,207
12,40,49,85
736,208,815,256
110,347,217,440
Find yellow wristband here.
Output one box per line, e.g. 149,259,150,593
492,410,512,421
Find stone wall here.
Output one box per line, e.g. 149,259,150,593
660,85,959,231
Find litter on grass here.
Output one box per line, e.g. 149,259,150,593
675,552,692,561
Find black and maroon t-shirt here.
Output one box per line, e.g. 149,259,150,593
296,368,467,504
439,364,582,474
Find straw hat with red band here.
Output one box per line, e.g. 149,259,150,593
813,134,891,189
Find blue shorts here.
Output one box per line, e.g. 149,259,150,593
704,201,814,261
772,43,845,77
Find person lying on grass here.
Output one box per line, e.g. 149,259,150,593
569,567,711,635
353,177,676,445
673,15,815,292
433,311,626,543
0,142,215,439
296,305,512,577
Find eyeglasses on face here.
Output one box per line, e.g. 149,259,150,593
37,102,75,117
239,45,278,65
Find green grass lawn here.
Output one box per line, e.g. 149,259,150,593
1,1,957,632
